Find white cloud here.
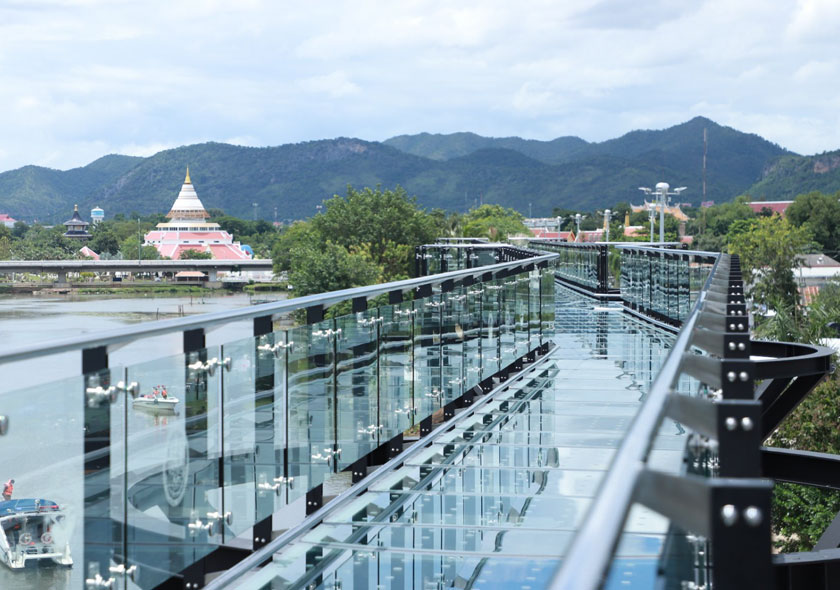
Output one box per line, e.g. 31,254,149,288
298,72,361,98
0,0,838,172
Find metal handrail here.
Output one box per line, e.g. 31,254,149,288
548,251,724,590
0,252,557,365
615,244,719,258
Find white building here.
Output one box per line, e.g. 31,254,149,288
143,168,251,260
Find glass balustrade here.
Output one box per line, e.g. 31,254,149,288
0,256,554,590
619,248,715,324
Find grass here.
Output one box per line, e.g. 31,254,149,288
244,282,290,293
75,285,208,295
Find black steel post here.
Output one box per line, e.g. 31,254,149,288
253,315,275,551
82,345,114,586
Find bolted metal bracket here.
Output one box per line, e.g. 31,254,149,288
109,563,137,582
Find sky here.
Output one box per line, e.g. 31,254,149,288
1,0,839,172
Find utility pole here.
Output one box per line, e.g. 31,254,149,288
703,127,707,203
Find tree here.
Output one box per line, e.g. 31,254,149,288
728,215,811,309
759,282,840,551
310,185,437,279
11,225,77,260
786,191,840,255
461,204,529,241
688,198,754,240
11,221,28,239
288,241,381,297
119,236,161,260
179,248,213,260
89,228,120,255
272,221,320,274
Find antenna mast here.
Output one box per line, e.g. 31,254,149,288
702,127,707,202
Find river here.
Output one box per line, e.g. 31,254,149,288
0,291,283,590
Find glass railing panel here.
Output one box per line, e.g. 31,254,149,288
475,249,497,267
462,284,483,391
413,294,443,421
500,276,518,367
220,334,281,542
441,288,465,405
514,272,531,358
380,302,415,439
541,267,555,343
335,310,379,470
446,246,464,271
481,279,502,380
425,247,443,275
125,346,222,590
0,372,113,590
287,320,335,499
528,269,541,348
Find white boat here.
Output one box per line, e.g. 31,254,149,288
0,498,73,569
132,387,179,412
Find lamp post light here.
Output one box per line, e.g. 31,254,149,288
574,213,585,243
639,183,687,243
601,209,615,243
647,203,656,243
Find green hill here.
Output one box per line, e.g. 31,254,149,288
0,154,142,221
384,131,589,163
746,150,840,200
386,117,793,205
0,118,805,223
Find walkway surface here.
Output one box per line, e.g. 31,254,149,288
227,285,688,590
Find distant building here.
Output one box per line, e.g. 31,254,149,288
79,246,100,260
701,200,715,208
630,201,689,221
63,205,92,240
90,207,104,224
143,168,251,260
746,200,794,216
0,214,17,228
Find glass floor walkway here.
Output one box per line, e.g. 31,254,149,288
223,285,687,590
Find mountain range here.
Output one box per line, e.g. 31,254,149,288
0,116,836,224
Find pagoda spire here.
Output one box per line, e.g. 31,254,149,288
184,166,191,185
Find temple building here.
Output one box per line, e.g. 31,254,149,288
143,168,251,260
63,205,92,239
630,201,689,221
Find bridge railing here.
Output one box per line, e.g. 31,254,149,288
0,248,557,590
549,251,835,590
618,245,719,326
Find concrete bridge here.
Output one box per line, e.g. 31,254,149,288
0,258,275,283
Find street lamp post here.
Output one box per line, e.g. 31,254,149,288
602,209,614,243
574,213,585,243
648,203,656,243
639,183,687,243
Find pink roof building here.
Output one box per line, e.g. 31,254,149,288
143,168,252,261
79,246,100,260
746,201,794,216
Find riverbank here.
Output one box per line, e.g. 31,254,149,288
0,280,290,296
